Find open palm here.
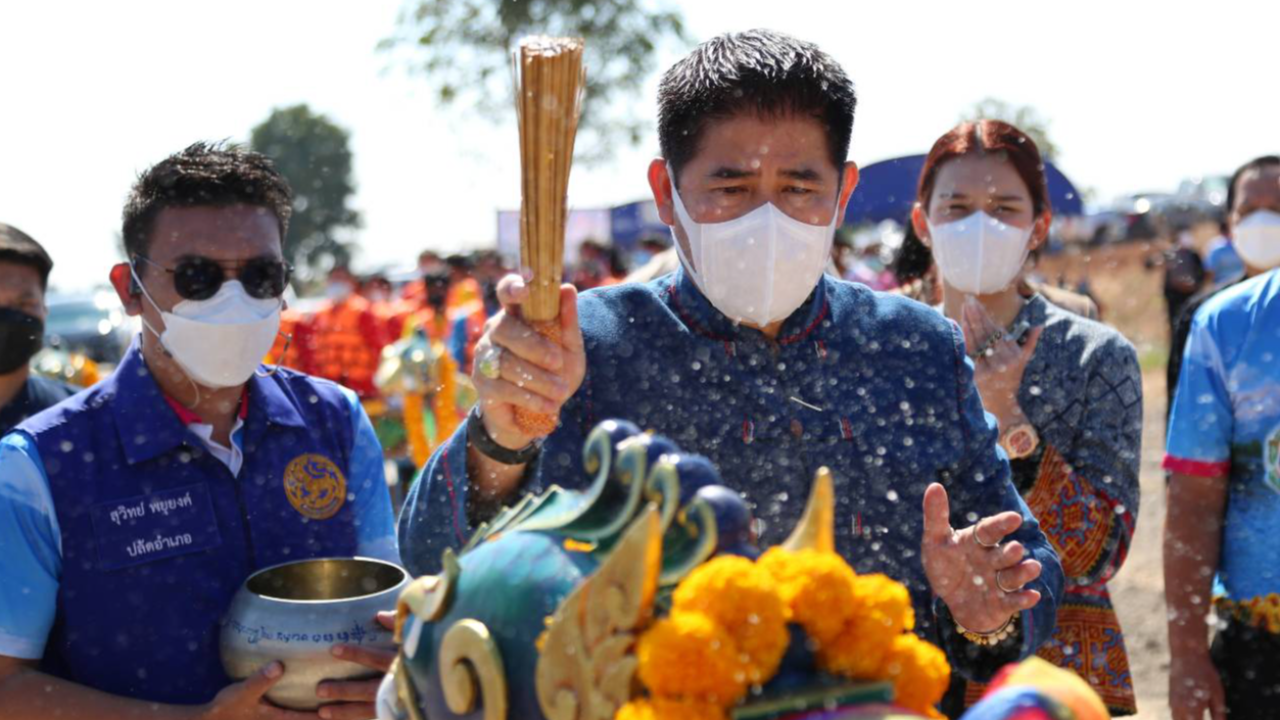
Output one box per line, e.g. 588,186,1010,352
921,483,1043,633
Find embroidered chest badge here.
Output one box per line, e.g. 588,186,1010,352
283,454,348,520
1266,424,1280,494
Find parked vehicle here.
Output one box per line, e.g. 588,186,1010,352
44,291,136,365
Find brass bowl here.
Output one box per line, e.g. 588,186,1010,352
220,557,409,710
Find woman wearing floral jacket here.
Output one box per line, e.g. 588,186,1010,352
912,119,1143,716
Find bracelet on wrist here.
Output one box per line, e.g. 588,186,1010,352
466,406,542,465
955,613,1019,647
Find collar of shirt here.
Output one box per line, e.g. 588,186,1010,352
932,292,1048,334
663,266,831,347
106,338,307,469
162,388,250,476
1014,292,1049,329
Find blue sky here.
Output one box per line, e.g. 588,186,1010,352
1,0,1275,292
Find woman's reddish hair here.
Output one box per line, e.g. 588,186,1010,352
916,119,1051,217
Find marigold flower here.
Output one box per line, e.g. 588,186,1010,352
814,610,897,679
628,546,947,718
671,556,789,682
636,612,748,704
878,633,950,716
851,573,915,635
758,547,857,646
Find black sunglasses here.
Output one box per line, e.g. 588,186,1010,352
133,255,293,301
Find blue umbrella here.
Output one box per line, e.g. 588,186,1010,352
843,154,1083,226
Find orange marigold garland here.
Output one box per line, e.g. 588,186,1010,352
817,572,917,679
878,634,951,718
671,556,790,683
636,611,748,704
758,548,858,646
619,548,950,720
817,615,898,680
854,572,916,635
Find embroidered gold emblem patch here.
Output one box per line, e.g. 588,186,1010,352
283,454,347,520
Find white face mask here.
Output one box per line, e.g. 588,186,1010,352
133,268,282,389
1233,209,1280,270
927,211,1034,295
669,173,839,327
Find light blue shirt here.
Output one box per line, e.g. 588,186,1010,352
1166,269,1280,600
1206,237,1245,282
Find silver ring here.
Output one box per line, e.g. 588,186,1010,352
973,527,1000,549
995,569,1019,595
477,345,502,380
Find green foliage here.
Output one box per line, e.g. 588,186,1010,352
962,98,1059,161
382,0,690,162
250,105,361,273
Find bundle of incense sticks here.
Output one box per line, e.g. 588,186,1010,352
514,36,585,436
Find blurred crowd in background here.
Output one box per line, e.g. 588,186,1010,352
29,188,1243,501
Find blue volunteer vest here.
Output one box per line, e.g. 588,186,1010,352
16,343,361,704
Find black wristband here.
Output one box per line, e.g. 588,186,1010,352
466,406,542,465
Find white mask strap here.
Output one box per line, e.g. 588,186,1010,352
256,330,293,378
975,215,987,297
129,263,171,346
129,262,205,407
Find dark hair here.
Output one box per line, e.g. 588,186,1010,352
472,249,503,266
890,219,933,285
606,244,628,276
122,142,293,264
639,234,671,250
1226,155,1280,217
916,120,1051,218
657,29,857,185
423,268,452,290
0,223,53,290
423,268,452,308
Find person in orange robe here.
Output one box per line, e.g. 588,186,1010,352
298,265,390,399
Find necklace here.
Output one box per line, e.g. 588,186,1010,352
968,317,1032,360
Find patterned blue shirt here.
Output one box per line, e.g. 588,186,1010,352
399,269,1064,681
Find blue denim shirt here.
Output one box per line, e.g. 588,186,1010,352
399,269,1063,680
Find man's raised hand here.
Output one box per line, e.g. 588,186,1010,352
920,483,1042,634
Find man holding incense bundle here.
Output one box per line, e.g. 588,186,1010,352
400,29,1062,684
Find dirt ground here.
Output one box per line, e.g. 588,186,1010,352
1108,371,1173,719
1039,242,1173,718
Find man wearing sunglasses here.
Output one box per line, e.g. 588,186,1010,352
0,143,399,720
